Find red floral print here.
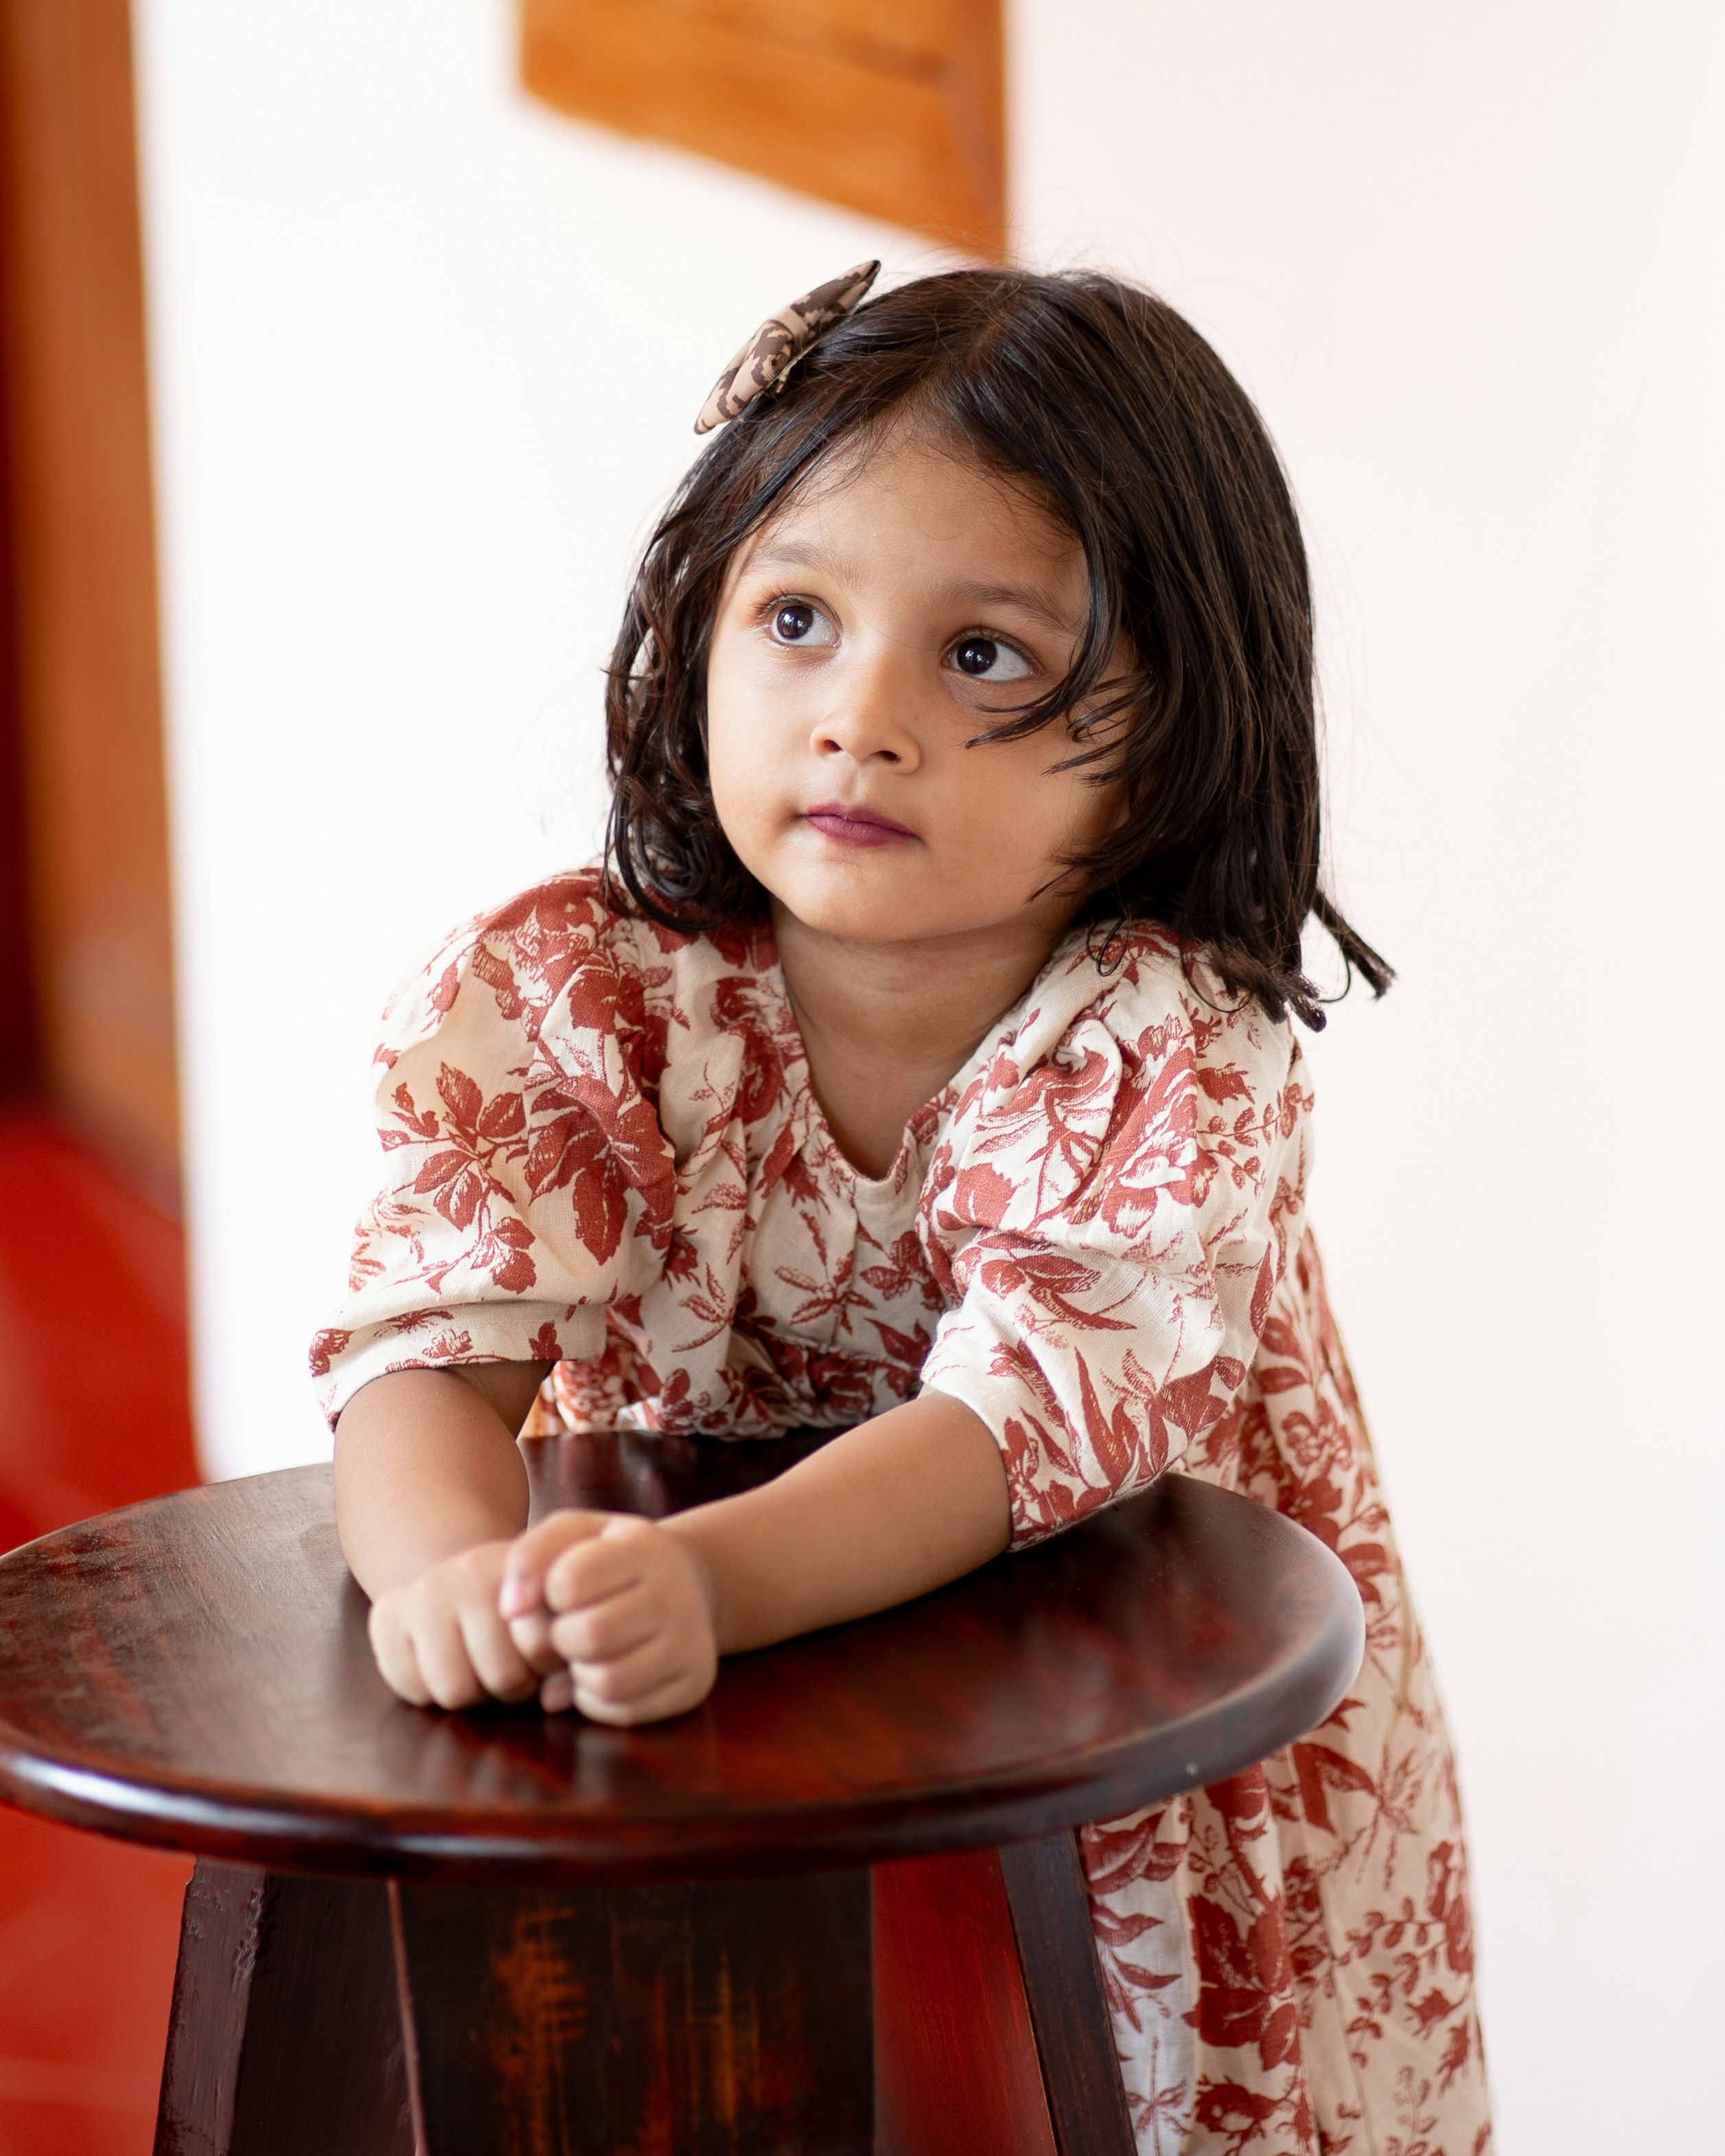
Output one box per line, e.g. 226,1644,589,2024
315,870,1490,2154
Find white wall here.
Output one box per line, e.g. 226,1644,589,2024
138,1,1722,2148
1010,3,1723,2150
135,0,921,1476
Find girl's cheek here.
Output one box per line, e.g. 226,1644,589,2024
708,757,777,883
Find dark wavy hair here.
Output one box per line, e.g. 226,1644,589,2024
603,266,1389,1028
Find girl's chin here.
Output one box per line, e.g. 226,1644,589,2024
776,900,933,943
759,853,1050,947
769,888,1019,949
767,883,935,941
761,857,915,918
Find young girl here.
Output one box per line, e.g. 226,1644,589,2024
313,265,1492,2156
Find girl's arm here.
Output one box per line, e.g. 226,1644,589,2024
502,1393,1011,1722
335,1363,557,1707
337,1367,1010,1723
670,1391,1010,1647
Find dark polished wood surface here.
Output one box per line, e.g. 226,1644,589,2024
0,1433,1363,1886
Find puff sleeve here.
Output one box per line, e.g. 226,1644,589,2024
310,876,677,1423
917,943,1312,1546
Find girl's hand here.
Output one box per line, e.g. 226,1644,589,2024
500,1509,719,1726
367,1540,564,1710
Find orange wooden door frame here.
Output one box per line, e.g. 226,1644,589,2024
0,0,179,1201
0,328,32,1099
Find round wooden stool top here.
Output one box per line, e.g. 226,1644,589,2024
0,1433,1363,1886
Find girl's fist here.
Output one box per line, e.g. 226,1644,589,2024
500,1509,718,1725
367,1540,564,1710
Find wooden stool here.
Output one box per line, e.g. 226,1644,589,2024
0,1431,1363,2155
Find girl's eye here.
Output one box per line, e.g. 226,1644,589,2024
768,601,837,647
949,636,1033,682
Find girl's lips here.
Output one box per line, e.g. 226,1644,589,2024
803,802,915,848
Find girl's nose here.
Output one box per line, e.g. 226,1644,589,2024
809,658,923,771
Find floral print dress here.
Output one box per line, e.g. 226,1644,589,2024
314,870,1491,2156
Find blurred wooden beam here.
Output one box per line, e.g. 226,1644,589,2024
0,0,178,1201
0,347,32,1100
520,0,1005,254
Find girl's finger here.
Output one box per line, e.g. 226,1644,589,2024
506,1607,564,1676
543,1529,650,1614
568,1625,699,1709
547,1586,661,1669
540,1665,576,1714
369,1606,433,1707
456,1603,538,1703
571,1664,710,1728
498,1509,610,1619
408,1613,487,1711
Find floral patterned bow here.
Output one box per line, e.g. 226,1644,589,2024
693,260,881,434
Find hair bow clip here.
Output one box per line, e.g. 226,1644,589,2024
693,260,881,434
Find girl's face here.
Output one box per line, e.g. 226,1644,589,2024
706,426,1120,951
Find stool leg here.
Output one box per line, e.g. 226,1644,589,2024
391,1868,872,2155
153,1860,414,2156
999,1833,1137,2156
871,1848,1057,2156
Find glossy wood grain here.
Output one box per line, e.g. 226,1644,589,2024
154,1866,412,2156
871,1847,1056,2156
0,1432,1363,1886
999,1834,1137,2155
395,1867,872,2154
156,1841,1116,2154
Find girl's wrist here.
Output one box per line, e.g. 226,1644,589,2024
354,1522,519,1602
660,1509,732,1645
662,1500,778,1655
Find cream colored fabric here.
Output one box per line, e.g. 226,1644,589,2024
314,868,1492,2155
